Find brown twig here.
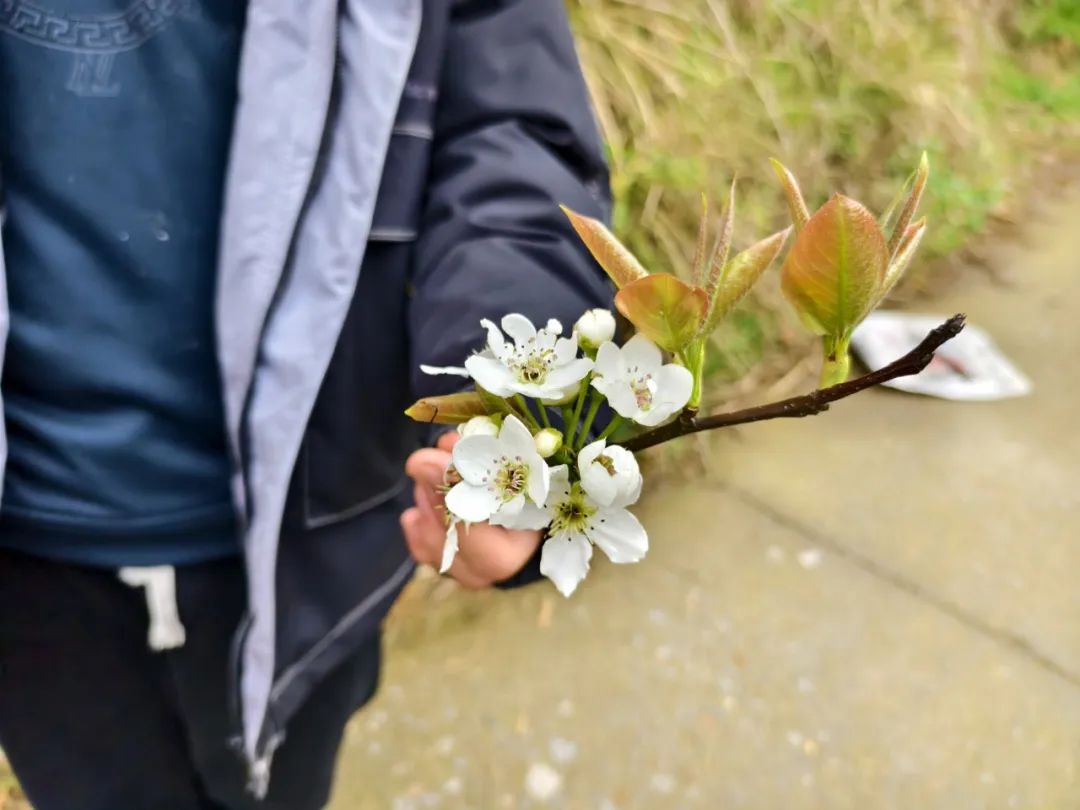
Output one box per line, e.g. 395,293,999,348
618,314,967,453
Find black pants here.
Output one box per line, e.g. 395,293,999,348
0,548,380,810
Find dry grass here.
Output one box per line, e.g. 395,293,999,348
569,0,1080,390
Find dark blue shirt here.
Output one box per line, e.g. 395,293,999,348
0,1,247,565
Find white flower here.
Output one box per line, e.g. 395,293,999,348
574,308,616,349
464,314,593,400
591,334,693,427
577,439,642,508
538,466,648,597
445,415,550,527
440,519,460,574
534,428,564,459
420,364,470,378
458,415,500,438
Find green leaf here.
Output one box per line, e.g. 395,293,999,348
770,158,810,233
886,151,929,259
561,206,649,289
703,227,790,335
877,217,927,305
781,194,888,337
405,391,492,425
615,274,709,353
880,166,915,233
704,177,737,302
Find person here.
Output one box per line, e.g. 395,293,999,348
0,0,611,807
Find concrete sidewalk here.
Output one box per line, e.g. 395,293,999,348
331,190,1080,810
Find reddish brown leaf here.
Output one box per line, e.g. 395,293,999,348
705,177,737,301
770,158,810,232
615,274,709,353
704,227,790,334
561,206,649,289
886,152,929,258
781,194,888,336
878,217,927,304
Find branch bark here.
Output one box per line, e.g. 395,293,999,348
618,314,967,453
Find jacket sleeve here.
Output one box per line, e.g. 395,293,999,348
409,0,613,398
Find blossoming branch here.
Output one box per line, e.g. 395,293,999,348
407,156,965,597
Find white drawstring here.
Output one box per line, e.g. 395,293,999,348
118,566,187,651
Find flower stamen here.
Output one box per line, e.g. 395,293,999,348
493,457,529,502
631,374,655,410
550,485,597,535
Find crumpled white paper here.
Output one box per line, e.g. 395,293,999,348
851,311,1032,401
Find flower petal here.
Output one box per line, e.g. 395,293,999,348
499,493,525,516
479,318,507,358
498,415,536,458
656,363,694,411
581,463,617,506
491,499,551,531
536,327,559,352
515,383,561,400
634,402,677,427
546,357,593,389
598,380,641,421
464,355,515,397
439,522,460,573
590,507,648,563
540,534,593,597
633,363,694,426
593,341,621,379
526,455,550,507
620,333,663,375
501,313,537,346
544,465,572,506
445,482,501,523
578,439,604,467
608,445,643,508
419,364,471,378
451,435,500,484
578,440,617,506
553,334,579,366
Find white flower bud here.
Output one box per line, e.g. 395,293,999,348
458,415,500,438
578,439,643,508
533,428,564,459
573,309,616,349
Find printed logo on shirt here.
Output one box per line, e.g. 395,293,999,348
0,1,196,97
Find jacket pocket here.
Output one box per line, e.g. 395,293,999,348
368,119,434,243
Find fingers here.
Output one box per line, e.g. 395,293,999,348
400,506,489,589
405,447,451,530
404,447,451,490
400,501,443,567
436,430,460,453
402,431,542,589
457,524,543,583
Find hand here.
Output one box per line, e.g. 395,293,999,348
401,432,543,589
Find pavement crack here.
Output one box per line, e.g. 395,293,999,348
720,482,1080,690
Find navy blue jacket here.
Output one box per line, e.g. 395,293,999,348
228,0,612,778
